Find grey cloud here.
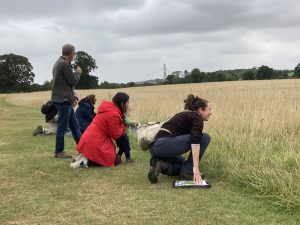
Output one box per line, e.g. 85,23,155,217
0,0,299,84
101,0,300,36
0,0,146,20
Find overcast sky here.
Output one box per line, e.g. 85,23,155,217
0,0,299,84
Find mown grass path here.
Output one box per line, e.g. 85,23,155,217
0,97,299,225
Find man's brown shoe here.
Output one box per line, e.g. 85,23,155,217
54,151,72,159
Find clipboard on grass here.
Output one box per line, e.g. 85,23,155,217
173,180,211,188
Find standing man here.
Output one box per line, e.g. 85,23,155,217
51,44,83,159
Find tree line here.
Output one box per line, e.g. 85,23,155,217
0,51,298,93
163,66,292,85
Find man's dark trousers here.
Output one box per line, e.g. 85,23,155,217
54,102,81,153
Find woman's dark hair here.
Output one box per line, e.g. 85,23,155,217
112,92,129,117
184,94,209,111
86,94,96,104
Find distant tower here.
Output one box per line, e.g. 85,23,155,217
163,64,166,81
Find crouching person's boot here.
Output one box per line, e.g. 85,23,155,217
148,157,168,184
32,125,43,136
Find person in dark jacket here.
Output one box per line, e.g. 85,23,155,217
33,96,80,137
51,44,83,159
75,94,96,133
32,100,58,136
148,94,212,184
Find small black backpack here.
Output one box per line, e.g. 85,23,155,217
41,101,57,122
41,100,56,115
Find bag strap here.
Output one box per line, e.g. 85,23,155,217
159,128,173,135
158,113,177,135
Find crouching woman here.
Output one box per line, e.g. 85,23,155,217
72,92,128,168
148,94,212,183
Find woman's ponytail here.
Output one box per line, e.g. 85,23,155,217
184,94,208,111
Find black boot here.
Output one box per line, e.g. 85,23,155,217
148,157,168,184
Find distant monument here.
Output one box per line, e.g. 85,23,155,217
163,64,167,81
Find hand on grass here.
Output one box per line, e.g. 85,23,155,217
193,166,202,182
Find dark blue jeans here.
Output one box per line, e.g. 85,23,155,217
116,134,131,159
150,133,210,176
54,102,81,153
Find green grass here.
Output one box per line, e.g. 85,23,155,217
205,127,300,210
0,97,300,225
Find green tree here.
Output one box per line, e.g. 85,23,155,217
74,51,98,89
242,71,255,80
183,70,190,77
29,83,43,92
126,82,136,87
171,71,183,77
166,74,177,84
294,63,300,78
257,65,274,80
41,80,53,90
0,54,35,93
273,70,289,79
190,68,205,83
205,71,226,82
99,81,110,89
76,75,99,89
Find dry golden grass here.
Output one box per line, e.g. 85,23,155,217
5,79,300,131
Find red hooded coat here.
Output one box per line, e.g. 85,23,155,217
77,100,125,167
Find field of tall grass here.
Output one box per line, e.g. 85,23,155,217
3,79,300,210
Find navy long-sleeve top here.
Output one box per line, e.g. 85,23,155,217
75,99,96,132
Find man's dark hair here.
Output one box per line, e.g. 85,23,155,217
112,92,129,117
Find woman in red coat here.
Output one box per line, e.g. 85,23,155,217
71,92,128,168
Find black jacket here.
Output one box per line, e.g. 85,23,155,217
156,111,203,144
41,100,57,123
